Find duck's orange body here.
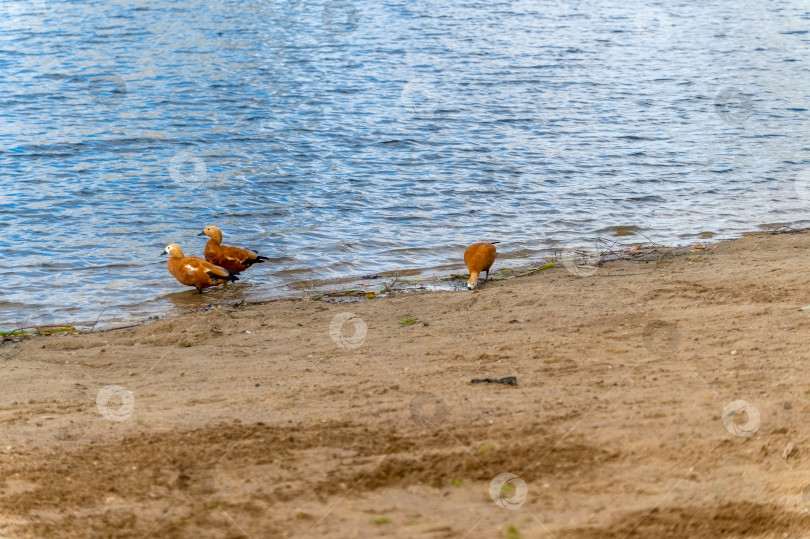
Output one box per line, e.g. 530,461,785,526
199,225,269,274
163,244,238,293
464,243,498,290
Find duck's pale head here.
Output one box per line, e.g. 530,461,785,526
162,244,184,258
199,225,223,243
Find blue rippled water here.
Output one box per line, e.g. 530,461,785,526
2,0,810,329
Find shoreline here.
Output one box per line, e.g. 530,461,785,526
4,228,810,536
7,226,799,336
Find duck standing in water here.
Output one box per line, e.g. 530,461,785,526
162,243,238,293
198,225,269,274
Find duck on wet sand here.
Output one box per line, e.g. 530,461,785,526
162,243,238,293
198,225,269,274
464,242,498,290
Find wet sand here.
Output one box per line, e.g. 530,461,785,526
3,231,810,537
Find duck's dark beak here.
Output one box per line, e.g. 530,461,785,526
160,251,167,256
197,231,206,236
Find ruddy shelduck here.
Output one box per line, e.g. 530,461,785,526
198,225,269,274
464,242,498,290
162,243,238,293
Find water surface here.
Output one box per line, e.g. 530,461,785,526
2,0,810,328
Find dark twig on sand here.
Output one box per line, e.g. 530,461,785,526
471,376,518,386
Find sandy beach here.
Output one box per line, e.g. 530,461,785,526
4,231,810,537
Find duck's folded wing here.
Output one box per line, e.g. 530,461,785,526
182,258,211,275
203,261,234,279
205,250,230,267
223,244,258,262
183,258,227,277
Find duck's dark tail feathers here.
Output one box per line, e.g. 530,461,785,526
245,255,270,267
490,241,501,245
208,271,239,282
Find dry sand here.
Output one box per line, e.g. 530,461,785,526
4,231,810,538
